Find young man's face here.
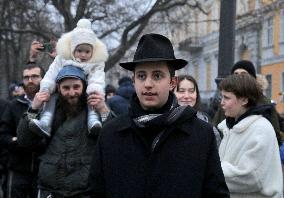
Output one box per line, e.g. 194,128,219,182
58,78,84,105
133,61,176,111
22,67,42,96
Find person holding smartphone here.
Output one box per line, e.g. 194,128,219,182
27,40,57,64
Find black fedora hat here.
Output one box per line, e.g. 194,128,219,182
119,33,188,71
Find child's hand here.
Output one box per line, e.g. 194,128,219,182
31,91,50,110
87,91,109,113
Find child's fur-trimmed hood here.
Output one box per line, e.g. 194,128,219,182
56,31,109,63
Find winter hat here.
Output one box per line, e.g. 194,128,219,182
105,84,116,95
70,19,97,54
118,76,132,86
56,65,86,83
231,60,256,78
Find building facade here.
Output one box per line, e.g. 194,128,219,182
177,0,284,113
106,0,284,114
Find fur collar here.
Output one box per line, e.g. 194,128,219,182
218,115,262,134
56,31,109,63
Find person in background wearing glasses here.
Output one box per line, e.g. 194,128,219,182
0,63,45,198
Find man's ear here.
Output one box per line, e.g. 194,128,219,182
240,97,249,106
170,76,177,90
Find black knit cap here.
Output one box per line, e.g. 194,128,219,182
231,60,256,78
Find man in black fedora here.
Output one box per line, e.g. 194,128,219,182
89,33,229,197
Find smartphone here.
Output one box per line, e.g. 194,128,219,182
39,43,53,53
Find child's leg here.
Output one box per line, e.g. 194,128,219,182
88,105,102,136
29,94,58,138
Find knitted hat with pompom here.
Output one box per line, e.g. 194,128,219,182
70,19,97,54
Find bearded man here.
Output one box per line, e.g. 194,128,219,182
0,63,45,198
17,65,111,197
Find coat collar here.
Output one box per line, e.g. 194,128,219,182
16,95,31,105
218,115,262,134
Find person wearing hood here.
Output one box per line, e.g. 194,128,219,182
17,65,113,197
213,60,282,146
218,74,283,197
107,76,135,115
29,18,109,139
8,82,25,99
89,33,229,197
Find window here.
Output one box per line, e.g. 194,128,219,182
281,10,284,42
281,72,284,101
282,72,284,91
206,63,211,91
266,74,272,98
194,64,199,82
266,18,273,46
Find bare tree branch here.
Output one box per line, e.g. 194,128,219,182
105,0,199,71
0,0,206,98
51,0,74,30
0,28,57,40
74,0,88,24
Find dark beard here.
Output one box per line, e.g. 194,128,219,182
23,83,40,99
51,92,87,133
57,92,87,117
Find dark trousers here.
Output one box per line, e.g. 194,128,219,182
6,170,37,198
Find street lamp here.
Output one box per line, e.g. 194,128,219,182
216,0,237,84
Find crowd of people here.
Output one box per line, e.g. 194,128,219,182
0,18,283,198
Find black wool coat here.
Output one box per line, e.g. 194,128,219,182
89,107,229,198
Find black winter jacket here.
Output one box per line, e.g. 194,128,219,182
89,106,229,198
17,105,102,196
107,81,135,115
0,95,40,173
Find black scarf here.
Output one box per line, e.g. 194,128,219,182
129,92,179,131
129,91,196,148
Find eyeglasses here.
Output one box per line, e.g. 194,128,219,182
23,74,41,81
